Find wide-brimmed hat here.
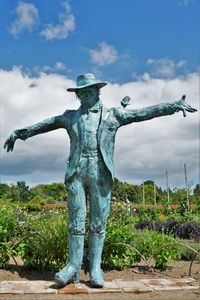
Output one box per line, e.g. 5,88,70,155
67,73,107,92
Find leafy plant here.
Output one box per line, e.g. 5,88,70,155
0,204,26,267
22,214,68,271
134,230,181,269
103,221,137,269
103,216,181,270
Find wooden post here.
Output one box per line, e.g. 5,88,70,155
166,170,170,206
142,182,145,207
154,182,156,208
184,163,189,207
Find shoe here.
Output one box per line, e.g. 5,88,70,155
54,235,84,287
54,264,76,287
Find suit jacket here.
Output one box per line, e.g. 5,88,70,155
16,102,176,182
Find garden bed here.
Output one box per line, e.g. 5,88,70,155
0,257,199,282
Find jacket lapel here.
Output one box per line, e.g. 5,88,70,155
97,105,109,142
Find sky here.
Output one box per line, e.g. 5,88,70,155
0,0,199,189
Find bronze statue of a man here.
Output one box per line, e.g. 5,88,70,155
4,73,197,288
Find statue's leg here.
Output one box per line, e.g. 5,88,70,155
88,162,112,288
54,176,86,287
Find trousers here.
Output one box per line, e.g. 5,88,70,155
67,154,112,235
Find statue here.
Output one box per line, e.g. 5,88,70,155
4,73,197,288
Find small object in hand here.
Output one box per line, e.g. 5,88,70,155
121,96,131,108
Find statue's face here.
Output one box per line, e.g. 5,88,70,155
77,86,99,104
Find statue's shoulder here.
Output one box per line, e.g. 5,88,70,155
102,106,123,124
110,106,124,116
102,105,119,113
108,106,127,124
63,108,79,117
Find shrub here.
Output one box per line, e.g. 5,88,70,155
175,221,200,241
0,204,20,267
103,222,137,269
179,241,200,262
103,219,181,270
21,214,68,271
135,220,154,231
134,230,181,269
135,218,200,242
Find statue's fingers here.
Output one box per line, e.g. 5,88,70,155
190,109,197,113
182,95,186,101
3,141,8,149
186,107,197,113
6,145,10,152
183,102,196,111
7,143,11,152
183,109,186,117
189,107,198,112
6,142,13,152
4,141,11,151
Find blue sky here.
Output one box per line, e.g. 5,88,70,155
0,0,199,81
0,0,199,188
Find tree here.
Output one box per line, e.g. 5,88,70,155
30,182,67,201
193,184,200,197
16,181,31,202
0,183,10,200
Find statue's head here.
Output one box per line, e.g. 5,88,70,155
67,73,107,92
67,73,107,105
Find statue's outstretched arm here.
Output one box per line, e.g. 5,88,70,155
4,114,66,152
117,95,197,126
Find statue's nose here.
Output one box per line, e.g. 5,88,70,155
85,90,90,96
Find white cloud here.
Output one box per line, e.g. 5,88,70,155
9,1,39,37
178,0,194,6
54,62,66,71
22,62,69,77
147,57,186,78
40,1,75,40
1,68,198,188
89,42,119,67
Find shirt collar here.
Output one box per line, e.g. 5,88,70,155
81,100,102,114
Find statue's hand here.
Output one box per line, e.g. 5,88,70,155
4,132,18,152
174,95,197,117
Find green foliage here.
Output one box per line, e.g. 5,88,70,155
0,200,198,272
193,184,200,197
0,242,16,268
179,241,200,262
172,188,188,204
103,221,181,270
0,183,10,201
103,204,181,270
179,198,190,219
148,207,158,221
0,203,26,267
0,181,67,203
21,214,68,271
0,205,17,242
0,181,32,202
111,178,142,203
135,230,181,269
1,179,200,205
30,182,67,202
103,221,137,269
161,199,173,216
29,195,45,205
